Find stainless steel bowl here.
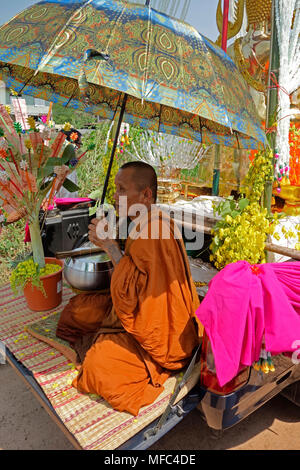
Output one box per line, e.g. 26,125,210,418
64,251,114,291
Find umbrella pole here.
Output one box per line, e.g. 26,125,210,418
100,93,128,205
212,145,221,196
100,1,149,205
212,0,229,196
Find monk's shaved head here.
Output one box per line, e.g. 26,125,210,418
120,161,157,202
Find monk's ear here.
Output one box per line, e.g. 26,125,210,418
143,186,153,202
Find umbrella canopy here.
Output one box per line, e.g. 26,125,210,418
0,0,266,150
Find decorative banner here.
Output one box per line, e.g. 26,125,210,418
50,131,66,158
0,104,18,139
29,132,43,151
11,97,30,130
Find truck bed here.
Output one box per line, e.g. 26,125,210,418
0,283,201,450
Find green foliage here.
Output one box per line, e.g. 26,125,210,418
77,120,139,204
61,143,76,162
10,258,60,296
100,151,119,205
180,163,201,180
13,122,22,134
62,178,80,193
209,197,275,269
213,196,249,220
52,104,97,128
76,121,111,197
0,220,31,287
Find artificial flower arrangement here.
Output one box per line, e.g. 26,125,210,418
0,104,95,303
210,146,300,271
209,148,281,375
273,123,300,192
209,148,276,270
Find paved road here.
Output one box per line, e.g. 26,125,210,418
1,363,300,451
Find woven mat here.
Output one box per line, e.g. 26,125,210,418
0,283,200,450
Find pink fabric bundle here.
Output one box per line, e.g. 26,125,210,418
195,261,300,386
55,197,92,206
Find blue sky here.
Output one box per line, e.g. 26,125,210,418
1,0,219,41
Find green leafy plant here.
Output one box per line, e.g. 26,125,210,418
10,258,61,296
210,197,276,269
52,103,97,128
209,148,278,270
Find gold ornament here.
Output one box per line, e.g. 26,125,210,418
233,37,266,92
63,122,72,132
9,88,19,97
194,281,207,288
27,116,36,130
216,0,245,46
24,139,33,150
245,0,272,26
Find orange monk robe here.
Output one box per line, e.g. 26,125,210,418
57,208,203,415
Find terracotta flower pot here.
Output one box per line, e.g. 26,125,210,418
23,258,64,312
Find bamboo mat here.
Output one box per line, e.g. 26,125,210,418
0,283,200,450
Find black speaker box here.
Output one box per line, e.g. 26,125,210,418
40,207,93,257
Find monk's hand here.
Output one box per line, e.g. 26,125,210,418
88,217,110,249
88,218,123,266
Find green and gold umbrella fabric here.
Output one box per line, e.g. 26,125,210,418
0,0,267,149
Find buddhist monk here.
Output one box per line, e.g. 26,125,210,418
56,161,203,416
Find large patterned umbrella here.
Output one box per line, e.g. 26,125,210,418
0,0,266,150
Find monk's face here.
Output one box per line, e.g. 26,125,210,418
114,168,152,218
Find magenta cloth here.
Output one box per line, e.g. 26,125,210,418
55,197,92,206
195,260,300,387
24,223,31,243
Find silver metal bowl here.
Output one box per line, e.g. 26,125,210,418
64,251,114,291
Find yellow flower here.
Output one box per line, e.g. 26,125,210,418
24,139,33,150
27,117,36,130
10,88,18,97
63,122,72,131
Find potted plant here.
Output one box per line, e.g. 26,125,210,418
0,104,94,311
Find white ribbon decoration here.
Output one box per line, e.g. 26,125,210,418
274,0,300,173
